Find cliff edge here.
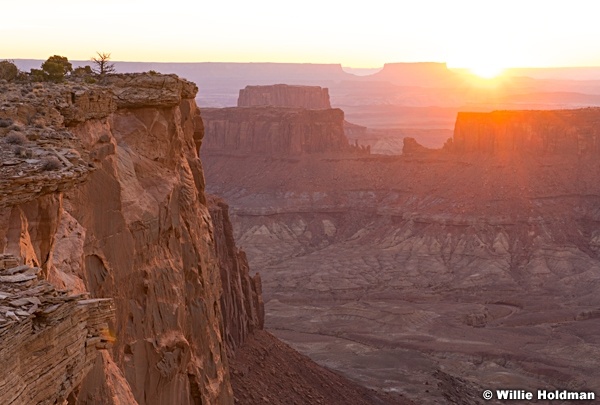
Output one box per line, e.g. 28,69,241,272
0,73,262,405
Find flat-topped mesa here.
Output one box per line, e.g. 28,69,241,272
202,107,351,155
238,84,331,109
371,62,457,86
452,108,600,154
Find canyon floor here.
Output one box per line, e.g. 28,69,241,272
203,150,600,404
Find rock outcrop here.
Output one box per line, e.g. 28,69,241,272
238,84,331,109
0,73,261,405
452,108,600,154
208,196,264,353
202,107,350,155
402,137,433,155
0,254,114,405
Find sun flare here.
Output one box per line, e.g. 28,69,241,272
469,64,505,79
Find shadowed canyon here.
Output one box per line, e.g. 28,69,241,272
202,84,600,404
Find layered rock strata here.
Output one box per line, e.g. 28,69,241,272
0,254,114,404
238,84,331,109
202,107,350,155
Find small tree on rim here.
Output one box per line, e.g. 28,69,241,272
91,52,116,75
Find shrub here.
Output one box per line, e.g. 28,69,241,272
41,156,62,170
0,60,18,81
5,132,27,145
30,68,47,82
41,55,72,82
13,145,32,158
0,118,13,128
73,65,93,76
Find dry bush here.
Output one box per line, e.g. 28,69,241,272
41,156,62,171
13,146,32,158
5,131,27,145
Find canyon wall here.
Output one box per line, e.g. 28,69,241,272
202,107,350,155
452,108,600,154
0,255,114,405
0,74,262,405
208,196,264,353
238,84,331,109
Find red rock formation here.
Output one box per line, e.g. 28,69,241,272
238,84,331,109
452,108,600,154
202,107,350,155
0,255,114,405
0,74,240,405
208,196,264,353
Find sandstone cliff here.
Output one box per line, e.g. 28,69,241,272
208,196,264,353
238,84,332,109
452,108,600,154
0,255,114,404
202,107,351,155
0,74,262,405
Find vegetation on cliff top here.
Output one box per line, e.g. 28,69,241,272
0,52,117,84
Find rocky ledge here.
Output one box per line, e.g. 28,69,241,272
0,254,114,404
0,73,198,208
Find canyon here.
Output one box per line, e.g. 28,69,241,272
14,60,600,155
201,84,600,403
0,75,407,404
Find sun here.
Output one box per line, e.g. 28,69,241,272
469,64,505,79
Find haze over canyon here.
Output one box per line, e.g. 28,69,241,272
1,57,599,405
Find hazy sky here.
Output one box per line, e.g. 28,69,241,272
2,0,599,69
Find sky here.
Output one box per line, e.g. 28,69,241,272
2,0,599,70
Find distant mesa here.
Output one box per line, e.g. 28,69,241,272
202,84,368,155
238,84,331,109
452,108,600,154
371,62,458,86
202,107,350,155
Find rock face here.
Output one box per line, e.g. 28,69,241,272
0,74,262,405
208,196,264,353
452,108,600,154
238,84,331,109
0,254,114,405
202,107,350,155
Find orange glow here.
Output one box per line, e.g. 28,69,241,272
470,64,505,79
